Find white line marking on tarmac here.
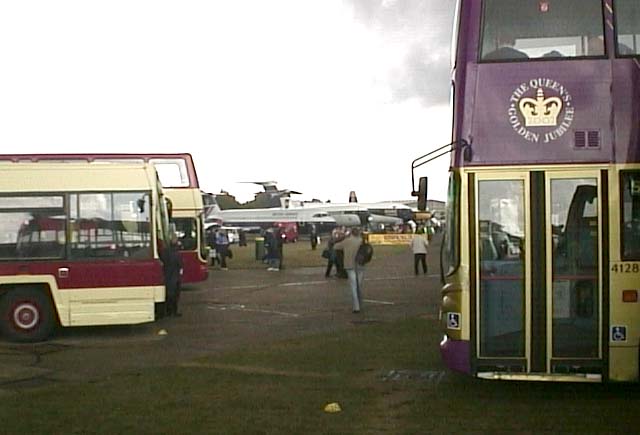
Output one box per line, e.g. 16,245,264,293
219,274,436,291
367,274,440,282
207,304,300,318
241,308,300,318
363,299,395,305
222,280,328,290
223,285,263,290
280,281,327,287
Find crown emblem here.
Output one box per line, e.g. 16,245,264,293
518,87,562,127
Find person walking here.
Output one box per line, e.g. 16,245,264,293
264,229,282,271
276,228,285,270
215,229,230,270
207,228,218,267
331,226,348,279
411,228,429,275
333,227,366,313
238,230,247,247
324,236,337,278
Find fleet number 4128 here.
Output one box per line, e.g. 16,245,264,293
611,263,640,273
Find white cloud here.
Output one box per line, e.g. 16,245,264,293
0,0,454,203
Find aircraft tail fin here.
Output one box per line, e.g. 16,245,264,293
348,191,358,203
202,192,222,217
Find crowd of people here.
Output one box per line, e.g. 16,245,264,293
195,221,434,316
205,226,285,272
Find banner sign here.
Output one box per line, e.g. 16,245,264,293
368,234,413,245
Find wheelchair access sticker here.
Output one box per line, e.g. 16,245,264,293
611,326,627,342
447,312,461,330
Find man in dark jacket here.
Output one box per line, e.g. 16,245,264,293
160,234,183,317
265,229,282,271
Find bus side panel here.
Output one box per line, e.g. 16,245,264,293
610,347,639,382
0,276,164,327
607,170,640,382
66,286,164,326
0,260,165,327
609,266,640,381
180,251,209,284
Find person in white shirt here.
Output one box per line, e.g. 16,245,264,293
410,228,429,275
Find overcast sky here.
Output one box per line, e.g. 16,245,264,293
0,0,456,203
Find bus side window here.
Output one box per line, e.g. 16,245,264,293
622,171,640,260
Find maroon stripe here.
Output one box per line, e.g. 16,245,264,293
0,260,164,289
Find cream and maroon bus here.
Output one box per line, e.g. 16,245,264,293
0,154,208,284
0,162,173,342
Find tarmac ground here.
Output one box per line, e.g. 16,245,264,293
0,235,443,392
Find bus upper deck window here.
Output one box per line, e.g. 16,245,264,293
480,0,605,62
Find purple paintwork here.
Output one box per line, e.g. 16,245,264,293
451,0,639,168
440,336,471,374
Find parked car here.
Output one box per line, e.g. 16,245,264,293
274,222,298,243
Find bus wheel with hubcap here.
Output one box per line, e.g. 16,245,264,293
0,288,55,342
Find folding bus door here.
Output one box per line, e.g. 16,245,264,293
472,172,531,374
545,170,604,376
471,170,605,379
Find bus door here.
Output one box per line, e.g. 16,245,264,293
545,170,604,377
471,170,604,378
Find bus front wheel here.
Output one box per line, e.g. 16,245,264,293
0,287,56,342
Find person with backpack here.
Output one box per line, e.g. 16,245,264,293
332,227,372,313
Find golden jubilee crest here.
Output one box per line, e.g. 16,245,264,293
508,78,575,143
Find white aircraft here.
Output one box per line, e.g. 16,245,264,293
347,190,414,222
298,190,415,229
203,183,412,232
202,192,359,233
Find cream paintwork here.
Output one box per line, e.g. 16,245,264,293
607,165,640,381
0,162,169,332
443,169,471,342
0,275,164,327
163,187,208,266
0,162,158,192
163,187,203,214
478,372,601,382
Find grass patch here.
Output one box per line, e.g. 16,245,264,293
0,318,431,434
3,317,640,433
227,240,408,270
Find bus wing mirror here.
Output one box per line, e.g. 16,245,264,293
417,177,428,211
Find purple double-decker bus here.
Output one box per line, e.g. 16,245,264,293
417,0,639,382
